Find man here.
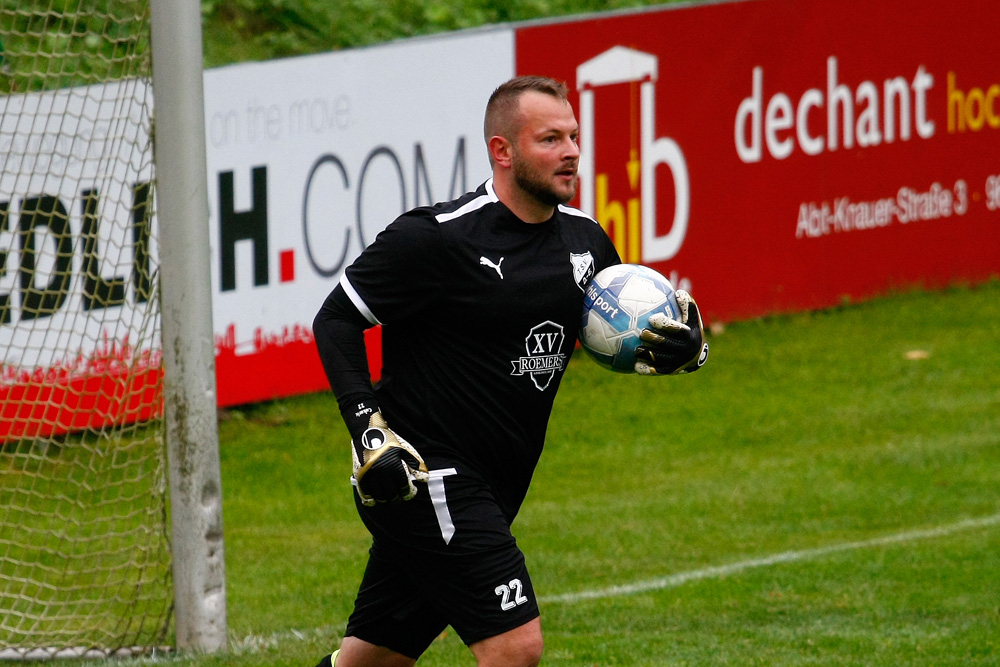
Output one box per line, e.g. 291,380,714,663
312,75,707,667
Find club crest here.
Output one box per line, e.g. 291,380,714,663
570,251,595,291
510,321,567,391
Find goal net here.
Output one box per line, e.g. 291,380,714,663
1,0,173,658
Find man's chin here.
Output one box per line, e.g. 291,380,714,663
541,190,575,207
550,175,577,203
515,173,577,207
555,183,577,205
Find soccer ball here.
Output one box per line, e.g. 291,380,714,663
579,264,681,373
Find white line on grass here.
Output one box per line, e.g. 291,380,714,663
206,513,999,658
539,512,1000,604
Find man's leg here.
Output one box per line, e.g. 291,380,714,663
469,617,543,667
313,648,340,667
331,637,417,667
331,533,447,665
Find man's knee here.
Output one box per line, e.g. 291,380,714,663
508,631,544,667
471,618,543,667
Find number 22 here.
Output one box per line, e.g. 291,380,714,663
495,578,528,611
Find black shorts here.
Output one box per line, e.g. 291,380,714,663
344,463,539,659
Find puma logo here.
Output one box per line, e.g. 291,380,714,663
479,256,504,279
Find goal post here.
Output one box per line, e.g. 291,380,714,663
0,0,225,657
149,0,227,654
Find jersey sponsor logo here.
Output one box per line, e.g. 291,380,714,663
479,255,504,279
570,251,595,291
510,320,567,391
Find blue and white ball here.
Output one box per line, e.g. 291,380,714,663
579,264,681,373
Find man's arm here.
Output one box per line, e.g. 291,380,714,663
313,285,427,505
313,284,380,441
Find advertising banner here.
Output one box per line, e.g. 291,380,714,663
515,0,999,322
4,0,998,431
202,30,513,404
0,81,160,439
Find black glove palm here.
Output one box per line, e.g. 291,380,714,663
634,290,709,375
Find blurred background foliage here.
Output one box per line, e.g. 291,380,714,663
198,0,693,66
0,0,150,92
0,0,695,93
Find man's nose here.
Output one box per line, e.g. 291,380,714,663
563,136,580,159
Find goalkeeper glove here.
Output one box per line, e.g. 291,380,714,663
634,289,710,375
351,412,428,506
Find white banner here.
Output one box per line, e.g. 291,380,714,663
0,80,157,373
203,29,514,370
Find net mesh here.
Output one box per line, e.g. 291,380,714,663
1,0,172,657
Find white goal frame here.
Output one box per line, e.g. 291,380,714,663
149,0,227,653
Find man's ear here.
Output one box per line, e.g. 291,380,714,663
488,135,513,169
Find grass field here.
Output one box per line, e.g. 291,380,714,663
69,280,1000,665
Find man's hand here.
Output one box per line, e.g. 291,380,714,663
351,412,428,506
634,290,710,375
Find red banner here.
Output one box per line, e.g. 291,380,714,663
213,325,382,406
515,0,1000,322
0,342,162,441
6,0,997,435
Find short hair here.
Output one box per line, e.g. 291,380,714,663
484,75,570,146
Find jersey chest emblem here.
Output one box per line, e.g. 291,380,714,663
510,320,567,391
570,251,595,291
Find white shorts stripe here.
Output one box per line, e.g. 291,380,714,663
427,468,458,545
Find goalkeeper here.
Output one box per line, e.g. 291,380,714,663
312,75,707,667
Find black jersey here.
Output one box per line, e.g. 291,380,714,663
340,179,620,518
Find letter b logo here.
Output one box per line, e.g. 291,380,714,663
577,47,690,264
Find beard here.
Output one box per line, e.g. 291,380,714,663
512,155,577,207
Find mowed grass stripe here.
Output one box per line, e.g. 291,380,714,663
540,512,1000,604
205,512,1000,659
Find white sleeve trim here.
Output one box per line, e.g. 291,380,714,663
435,179,498,224
558,203,599,223
339,273,381,325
